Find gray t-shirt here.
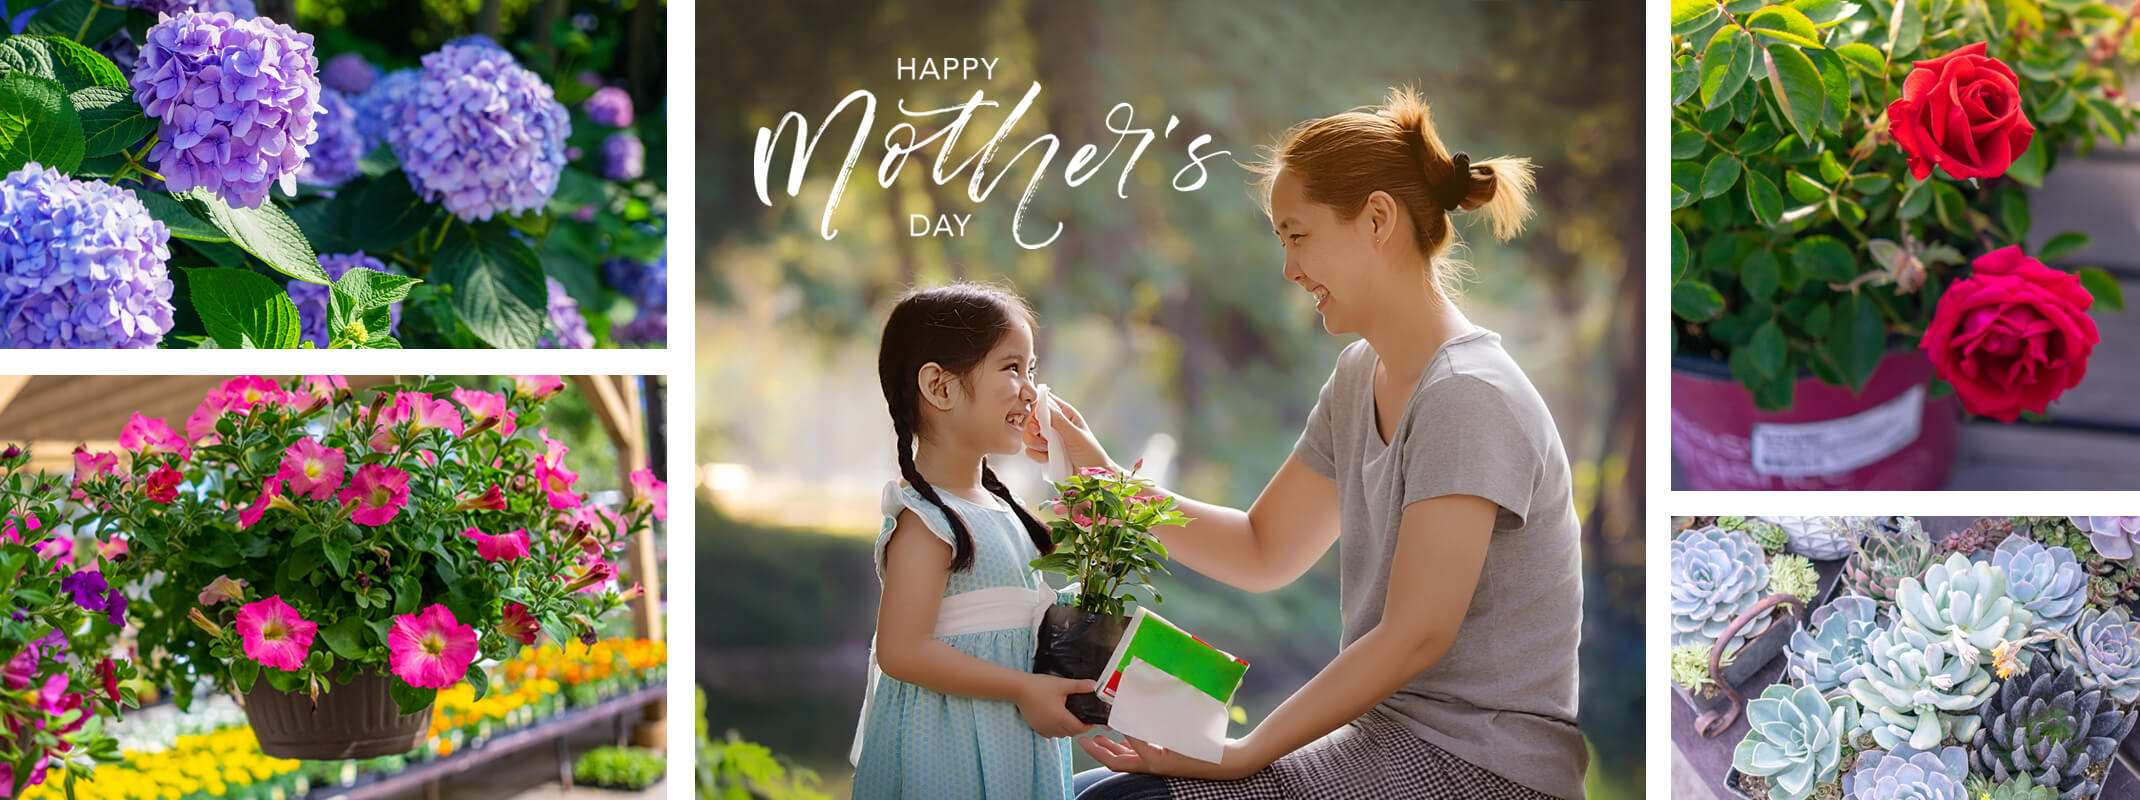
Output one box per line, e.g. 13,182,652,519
1293,330,1586,799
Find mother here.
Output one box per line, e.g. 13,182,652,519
1028,87,1585,800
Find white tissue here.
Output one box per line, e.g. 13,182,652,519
1033,384,1070,483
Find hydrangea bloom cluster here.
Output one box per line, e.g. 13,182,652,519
539,277,593,349
295,88,363,188
0,164,174,348
353,67,419,148
610,253,665,346
287,252,403,347
131,11,324,210
320,52,376,94
584,86,632,126
602,131,643,181
122,0,257,18
386,44,569,222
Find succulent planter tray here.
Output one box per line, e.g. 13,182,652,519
1674,558,1846,728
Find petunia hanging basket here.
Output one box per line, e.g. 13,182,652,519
244,668,432,760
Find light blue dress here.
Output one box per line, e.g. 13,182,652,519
851,483,1074,800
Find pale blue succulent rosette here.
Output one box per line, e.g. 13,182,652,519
1847,624,1996,751
1784,594,1880,694
1672,525,1777,660
2063,606,2140,706
1843,746,1971,800
1730,684,1856,800
1893,553,2033,663
1989,537,2087,634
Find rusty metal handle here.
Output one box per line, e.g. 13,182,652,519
1695,592,1807,738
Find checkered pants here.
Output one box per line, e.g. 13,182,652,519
1165,711,1564,800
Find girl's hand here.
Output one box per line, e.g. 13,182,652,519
1016,675,1098,738
1022,394,1114,473
1079,734,1269,781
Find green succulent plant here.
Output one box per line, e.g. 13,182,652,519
1732,684,1858,800
1969,657,2133,800
1843,518,1939,611
1848,624,1996,750
1672,643,1723,695
1966,776,2058,800
1726,516,1791,554
1894,553,2032,664
1770,554,1820,604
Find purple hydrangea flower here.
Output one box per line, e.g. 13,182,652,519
584,86,632,127
443,34,508,58
287,252,403,347
387,44,569,222
601,131,643,181
0,163,174,349
354,67,419,149
296,88,363,188
132,11,324,210
122,0,256,17
321,52,377,94
539,277,592,349
608,252,664,346
60,571,108,611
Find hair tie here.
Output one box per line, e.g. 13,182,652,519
1438,152,1473,211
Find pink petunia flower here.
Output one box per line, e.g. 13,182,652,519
454,484,508,511
301,375,349,399
198,575,249,606
119,413,191,461
338,464,411,526
1,511,38,545
565,559,617,594
96,658,119,704
142,467,183,503
498,602,540,645
629,469,667,521
398,392,465,437
95,535,127,561
461,528,531,561
234,595,316,671
513,376,564,400
387,604,478,689
219,376,281,412
69,448,118,500
237,477,285,528
535,430,580,510
279,438,346,500
451,389,516,436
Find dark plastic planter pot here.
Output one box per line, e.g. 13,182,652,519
1032,604,1129,725
244,669,432,760
1671,349,1959,490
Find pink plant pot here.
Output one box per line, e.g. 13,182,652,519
1671,349,1960,490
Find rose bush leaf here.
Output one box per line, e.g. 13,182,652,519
1749,6,1825,48
2079,268,2124,312
1672,0,1722,32
1746,169,1784,227
1886,0,1924,58
1765,44,1825,144
1826,291,1886,391
1673,281,1727,321
1701,154,1743,199
2039,232,2090,262
1702,26,1754,110
2006,136,2048,187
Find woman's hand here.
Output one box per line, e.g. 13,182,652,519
1022,393,1115,473
1079,734,1270,781
1015,675,1098,738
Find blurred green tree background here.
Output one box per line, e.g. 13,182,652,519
697,1,1641,797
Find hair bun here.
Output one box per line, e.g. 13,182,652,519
1438,152,1472,210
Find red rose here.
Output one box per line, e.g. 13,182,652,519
1919,246,2098,422
1887,42,2034,181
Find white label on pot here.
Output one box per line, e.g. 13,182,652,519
1749,385,1924,477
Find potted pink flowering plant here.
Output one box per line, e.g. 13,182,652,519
68,375,663,759
0,446,139,796
1028,462,1189,724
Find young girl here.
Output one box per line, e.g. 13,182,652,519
849,283,1095,799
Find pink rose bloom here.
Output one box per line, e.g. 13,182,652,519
451,389,516,436
339,464,411,526
234,595,316,671
498,602,540,645
461,528,531,561
119,413,191,460
388,605,479,689
279,438,346,500
513,376,565,400
629,469,667,521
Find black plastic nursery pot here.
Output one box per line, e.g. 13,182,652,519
1032,603,1129,725
244,668,433,760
